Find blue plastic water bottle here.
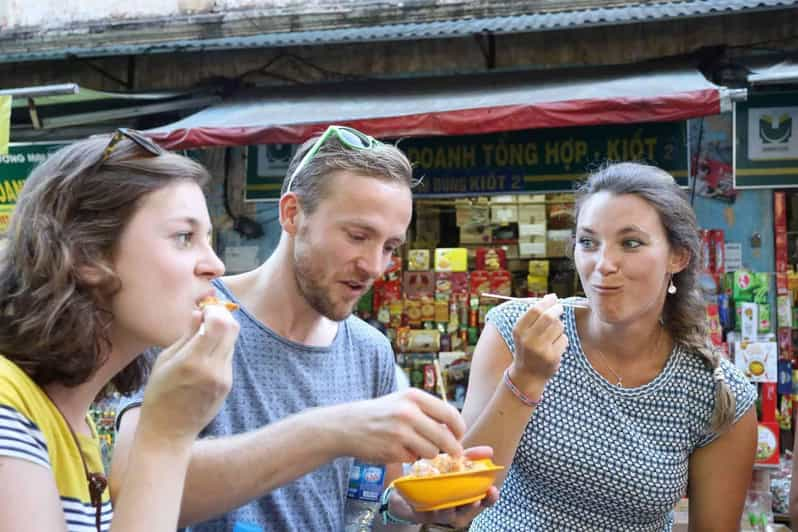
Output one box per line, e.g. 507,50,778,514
343,460,386,531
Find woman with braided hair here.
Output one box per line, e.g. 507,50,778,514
463,162,756,531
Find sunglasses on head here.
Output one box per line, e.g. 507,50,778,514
90,128,163,174
283,125,381,194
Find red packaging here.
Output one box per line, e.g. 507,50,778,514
761,382,778,422
709,229,724,274
382,256,402,281
699,229,712,273
705,304,722,346
775,228,788,248
403,271,435,299
774,192,787,230
777,248,789,266
372,279,402,313
779,327,793,357
777,273,789,296
423,364,436,392
469,270,491,297
776,231,788,260
475,247,507,271
488,270,513,296
755,421,780,466
777,258,788,274
436,272,469,299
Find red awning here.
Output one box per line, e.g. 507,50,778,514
149,64,733,150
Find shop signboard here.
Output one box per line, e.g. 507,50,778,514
245,122,687,200
0,143,65,232
246,144,294,201
734,92,798,189
0,96,11,155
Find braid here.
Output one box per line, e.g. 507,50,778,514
703,346,736,432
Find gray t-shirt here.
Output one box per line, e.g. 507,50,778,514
117,279,397,532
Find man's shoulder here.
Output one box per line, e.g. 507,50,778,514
343,314,391,346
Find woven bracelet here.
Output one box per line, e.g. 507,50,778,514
503,368,541,408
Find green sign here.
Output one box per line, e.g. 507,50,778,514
245,122,687,200
404,122,687,196
734,92,798,189
0,143,65,231
246,144,293,201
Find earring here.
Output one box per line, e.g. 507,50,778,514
667,278,677,295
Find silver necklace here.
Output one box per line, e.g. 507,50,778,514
592,347,624,387
590,326,665,388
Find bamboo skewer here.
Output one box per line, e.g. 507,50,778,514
480,293,590,309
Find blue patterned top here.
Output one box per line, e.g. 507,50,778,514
469,301,756,532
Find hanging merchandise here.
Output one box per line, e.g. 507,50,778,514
356,193,579,410
755,383,780,467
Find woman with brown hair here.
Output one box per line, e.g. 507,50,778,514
0,129,240,532
463,162,757,531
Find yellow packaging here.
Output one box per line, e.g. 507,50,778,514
434,299,450,323
528,260,550,277
408,249,431,271
435,248,468,272
527,275,548,294
406,329,441,352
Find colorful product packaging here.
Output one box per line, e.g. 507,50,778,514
469,270,491,298
407,249,431,271
757,383,780,466
475,247,507,271
705,304,722,346
709,229,725,274
733,270,769,303
735,341,777,382
403,271,435,299
434,248,468,272
488,270,512,296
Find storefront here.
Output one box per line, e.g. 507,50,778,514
9,62,787,528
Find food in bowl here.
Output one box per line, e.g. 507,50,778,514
410,454,488,477
392,455,503,512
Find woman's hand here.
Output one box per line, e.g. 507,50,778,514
510,293,568,394
386,446,500,529
138,305,240,445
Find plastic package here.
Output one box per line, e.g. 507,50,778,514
770,452,792,515
741,490,774,531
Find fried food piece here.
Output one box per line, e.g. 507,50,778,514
409,454,486,477
199,296,239,312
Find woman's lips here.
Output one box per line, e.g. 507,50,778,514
591,285,622,293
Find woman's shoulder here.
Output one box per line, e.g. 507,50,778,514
486,300,533,325
669,348,757,420
0,356,51,424
671,349,754,393
0,356,52,469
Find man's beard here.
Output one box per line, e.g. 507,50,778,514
292,240,356,322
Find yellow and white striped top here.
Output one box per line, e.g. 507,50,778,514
0,356,112,531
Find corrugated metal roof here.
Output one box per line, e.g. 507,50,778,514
2,0,797,63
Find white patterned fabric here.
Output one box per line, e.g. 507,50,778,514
469,301,756,532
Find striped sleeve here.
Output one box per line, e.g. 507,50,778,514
0,404,50,469
62,497,113,532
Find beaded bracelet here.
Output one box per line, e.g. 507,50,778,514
503,367,541,407
379,485,416,526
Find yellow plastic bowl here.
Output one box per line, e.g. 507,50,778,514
392,458,504,512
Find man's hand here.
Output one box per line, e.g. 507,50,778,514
387,446,499,529
327,388,466,464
